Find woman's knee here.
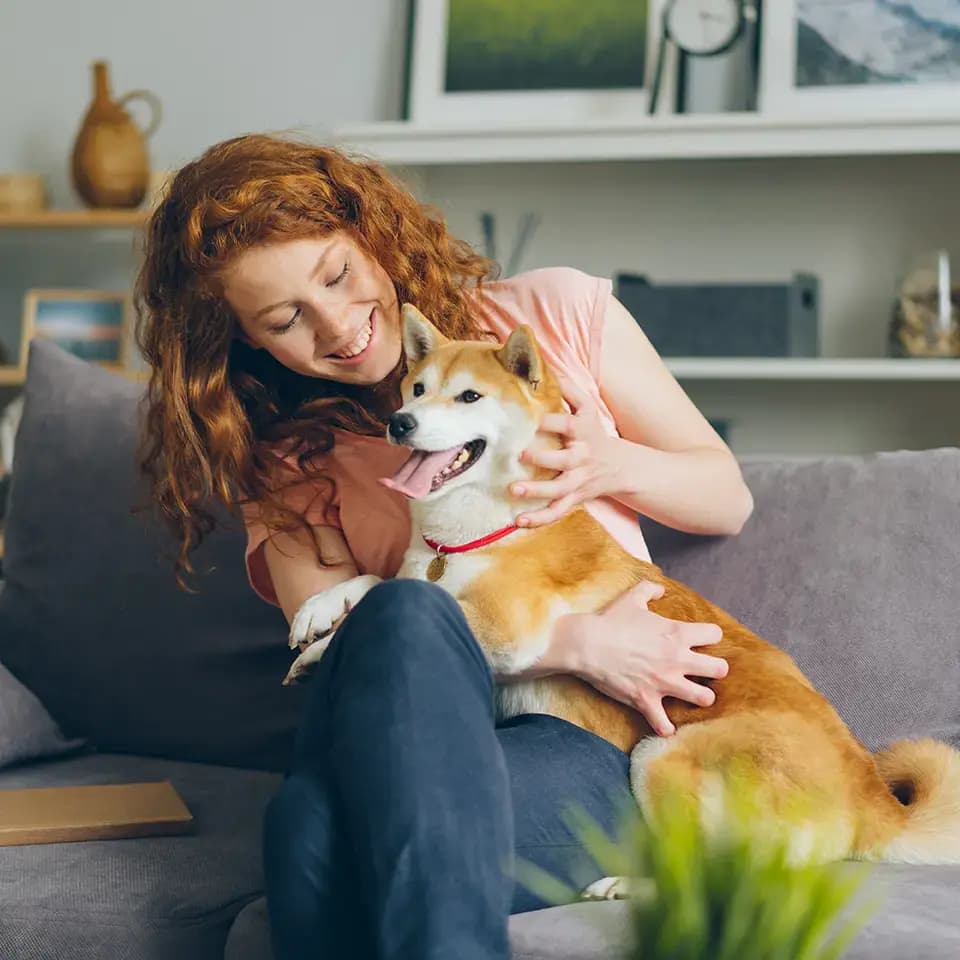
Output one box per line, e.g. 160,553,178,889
328,578,492,691
339,579,474,656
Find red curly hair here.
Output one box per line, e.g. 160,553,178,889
135,133,495,587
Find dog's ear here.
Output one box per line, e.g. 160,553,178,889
496,325,543,389
401,303,447,364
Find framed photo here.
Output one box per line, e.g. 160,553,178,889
760,1,960,117
20,289,131,371
404,0,658,127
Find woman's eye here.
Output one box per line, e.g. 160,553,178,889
326,261,350,287
457,389,482,403
412,382,425,397
270,308,301,335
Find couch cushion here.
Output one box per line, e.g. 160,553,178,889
0,751,281,960
0,342,306,771
642,450,960,752
0,659,86,770
222,865,960,960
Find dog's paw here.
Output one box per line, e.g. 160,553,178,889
288,595,352,651
281,636,331,686
581,876,632,901
287,575,382,651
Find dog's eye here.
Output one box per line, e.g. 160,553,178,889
412,382,425,397
457,390,482,404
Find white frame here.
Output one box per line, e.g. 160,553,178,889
760,1,960,118
406,0,661,127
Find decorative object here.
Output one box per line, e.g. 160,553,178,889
70,60,162,208
615,272,820,357
20,290,131,370
404,0,657,126
889,250,960,358
760,1,960,116
477,210,542,276
649,0,759,113
0,173,47,213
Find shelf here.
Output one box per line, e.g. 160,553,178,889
0,209,149,228
333,112,960,165
666,357,960,381
0,364,148,387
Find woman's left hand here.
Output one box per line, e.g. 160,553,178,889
512,377,624,528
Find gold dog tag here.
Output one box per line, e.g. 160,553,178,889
427,554,448,582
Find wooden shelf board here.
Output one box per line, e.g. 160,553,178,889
0,209,150,228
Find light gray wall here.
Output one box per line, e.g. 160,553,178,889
0,0,407,205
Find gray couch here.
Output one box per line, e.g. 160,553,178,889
1,341,958,960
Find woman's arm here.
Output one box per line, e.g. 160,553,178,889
598,295,753,535
514,295,754,536
265,523,360,626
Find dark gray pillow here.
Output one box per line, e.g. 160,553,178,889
0,657,86,769
642,450,960,752
0,342,305,771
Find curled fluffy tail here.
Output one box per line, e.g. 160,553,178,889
865,738,960,864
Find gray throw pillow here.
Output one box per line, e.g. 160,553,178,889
642,449,960,752
0,656,86,769
0,342,305,772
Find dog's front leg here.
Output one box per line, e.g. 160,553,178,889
283,574,382,685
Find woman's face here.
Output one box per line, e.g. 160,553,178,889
223,232,402,386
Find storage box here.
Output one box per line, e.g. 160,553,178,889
614,272,819,357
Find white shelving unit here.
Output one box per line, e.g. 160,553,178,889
331,114,960,456
667,357,960,381
334,113,960,166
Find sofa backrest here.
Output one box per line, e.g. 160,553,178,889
642,451,960,751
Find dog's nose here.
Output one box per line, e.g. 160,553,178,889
388,412,418,441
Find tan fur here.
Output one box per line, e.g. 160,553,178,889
400,312,960,866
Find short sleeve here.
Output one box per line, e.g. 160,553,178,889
241,464,342,608
502,267,611,381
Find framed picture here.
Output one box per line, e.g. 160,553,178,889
404,0,658,126
760,1,960,116
20,289,131,371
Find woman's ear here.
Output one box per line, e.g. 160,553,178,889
401,303,447,363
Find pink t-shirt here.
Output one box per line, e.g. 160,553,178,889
243,267,651,606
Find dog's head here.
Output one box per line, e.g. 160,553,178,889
379,303,564,502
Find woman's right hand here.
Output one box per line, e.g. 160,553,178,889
554,581,728,737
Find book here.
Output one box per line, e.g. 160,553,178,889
0,780,194,846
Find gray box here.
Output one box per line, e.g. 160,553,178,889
614,272,820,357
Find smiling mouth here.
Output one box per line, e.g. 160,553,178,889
378,439,487,499
327,309,374,360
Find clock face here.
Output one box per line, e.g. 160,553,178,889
665,0,742,55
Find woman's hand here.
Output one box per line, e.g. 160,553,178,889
552,581,728,737
512,377,626,528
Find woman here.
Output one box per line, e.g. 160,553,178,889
136,133,753,960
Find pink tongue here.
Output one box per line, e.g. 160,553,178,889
379,446,462,499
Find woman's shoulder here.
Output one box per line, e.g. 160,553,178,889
480,266,608,309
474,266,612,373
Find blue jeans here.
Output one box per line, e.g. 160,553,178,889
262,579,631,960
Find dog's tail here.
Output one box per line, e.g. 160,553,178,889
860,738,960,864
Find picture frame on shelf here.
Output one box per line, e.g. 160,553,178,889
19,289,131,372
403,0,661,127
760,1,960,117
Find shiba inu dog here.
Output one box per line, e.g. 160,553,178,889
286,303,960,885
